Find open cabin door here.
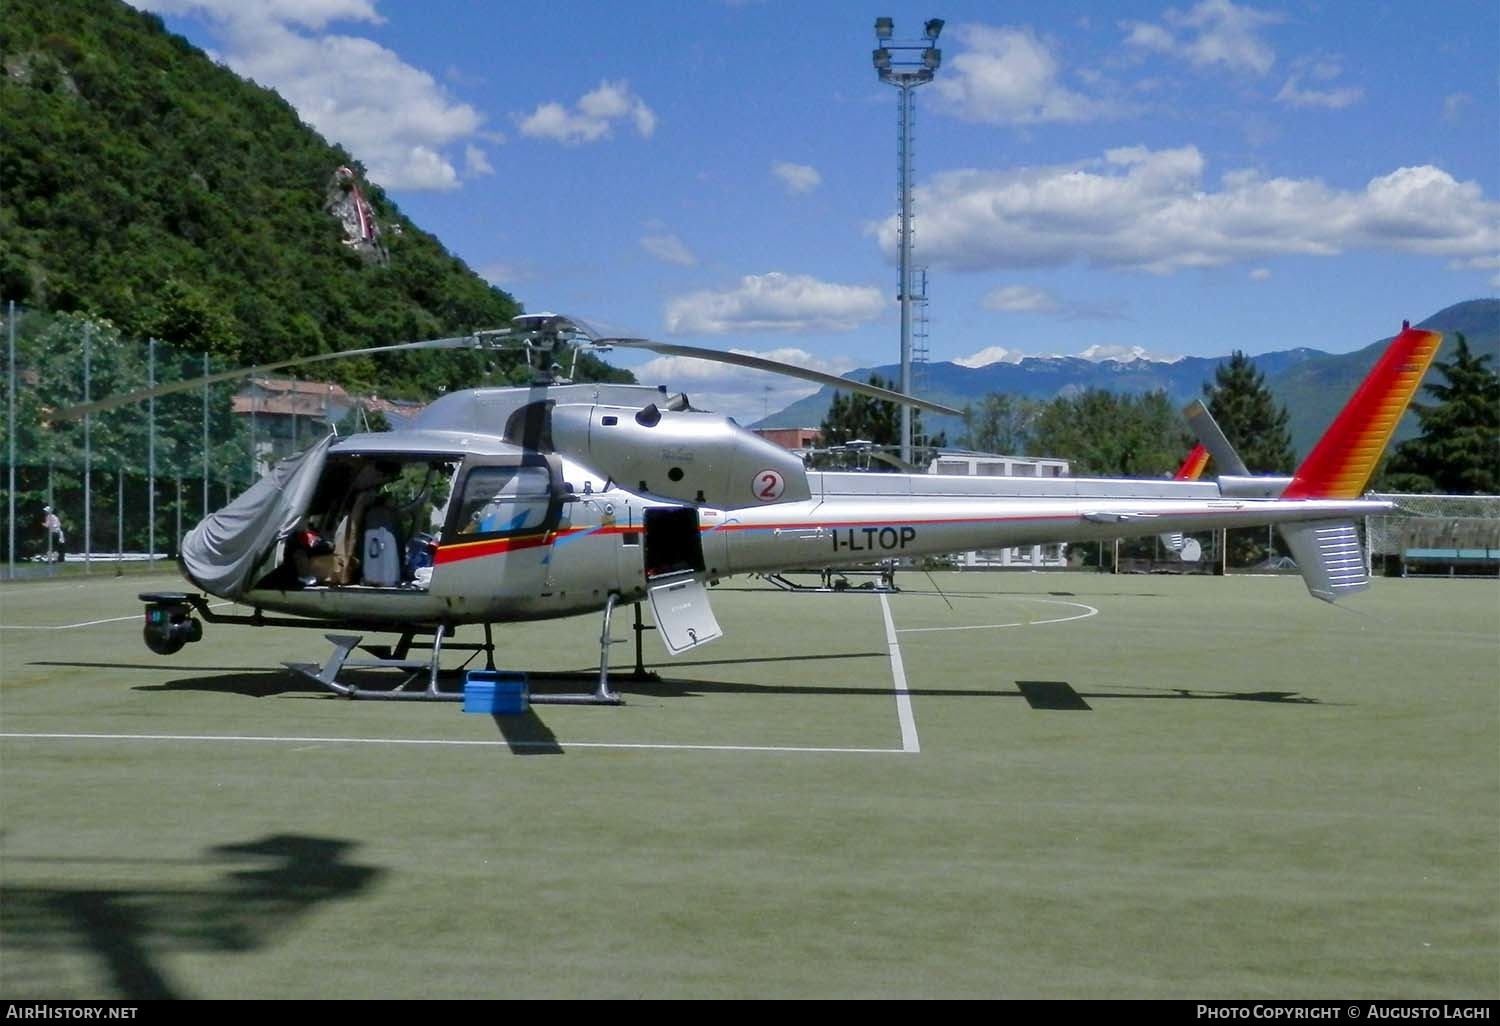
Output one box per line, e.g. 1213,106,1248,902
642,506,722,655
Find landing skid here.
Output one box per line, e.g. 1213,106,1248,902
284,596,659,704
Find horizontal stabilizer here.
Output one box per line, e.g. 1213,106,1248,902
1279,520,1369,602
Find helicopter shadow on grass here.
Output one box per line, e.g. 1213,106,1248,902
28,661,326,698
0,833,380,1000
30,655,1329,711
614,674,1325,707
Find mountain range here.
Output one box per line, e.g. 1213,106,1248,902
754,299,1499,457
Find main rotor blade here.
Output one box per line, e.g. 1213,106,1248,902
602,338,961,417
51,335,482,421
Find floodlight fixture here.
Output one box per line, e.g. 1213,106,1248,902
875,17,894,40
924,18,944,40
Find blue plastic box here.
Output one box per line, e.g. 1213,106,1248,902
462,670,529,714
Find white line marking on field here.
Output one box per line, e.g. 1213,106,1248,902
879,593,920,754
0,581,93,598
0,732,908,755
0,613,143,630
0,602,232,630
897,599,1098,633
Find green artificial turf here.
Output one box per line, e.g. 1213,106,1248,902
1,570,1496,998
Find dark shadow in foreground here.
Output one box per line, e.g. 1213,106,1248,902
0,834,380,1000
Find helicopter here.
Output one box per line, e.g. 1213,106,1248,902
57,313,1444,704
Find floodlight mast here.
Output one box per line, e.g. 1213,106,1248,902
872,17,942,465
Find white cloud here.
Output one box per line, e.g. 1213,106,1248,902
955,341,1181,366
980,284,1127,321
665,273,887,335
641,234,697,266
1121,0,1282,75
954,346,1025,368
138,0,382,31
771,161,822,194
1077,344,1164,363
1442,92,1473,123
629,347,858,423
1276,58,1362,109
1467,255,1500,288
516,81,656,145
982,284,1059,312
934,25,1114,124
870,146,1500,275
478,262,534,288
464,144,494,177
131,1,484,191
1248,267,1271,281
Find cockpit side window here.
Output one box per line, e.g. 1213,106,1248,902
453,465,554,538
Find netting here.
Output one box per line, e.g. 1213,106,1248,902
1,303,367,575
1366,493,1500,557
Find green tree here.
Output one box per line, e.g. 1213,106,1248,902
960,393,1038,454
0,0,630,403
820,374,900,447
1201,351,1296,474
1381,334,1500,494
818,374,943,467
1029,389,1190,477
1201,351,1296,565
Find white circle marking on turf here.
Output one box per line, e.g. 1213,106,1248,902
894,596,1098,633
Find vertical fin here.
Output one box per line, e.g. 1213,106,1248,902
1183,400,1249,476
1283,326,1444,499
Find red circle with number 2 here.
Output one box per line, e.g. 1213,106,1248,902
753,470,785,501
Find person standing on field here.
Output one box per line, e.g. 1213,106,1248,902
42,505,65,562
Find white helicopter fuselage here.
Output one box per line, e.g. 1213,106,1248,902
234,451,1387,627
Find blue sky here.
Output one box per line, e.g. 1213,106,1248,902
133,1,1498,422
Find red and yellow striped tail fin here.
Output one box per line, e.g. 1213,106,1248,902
1173,444,1210,481
1282,325,1443,500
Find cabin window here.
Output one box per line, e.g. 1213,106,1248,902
455,465,553,537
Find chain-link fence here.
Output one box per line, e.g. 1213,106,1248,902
1,301,365,579
1367,493,1500,577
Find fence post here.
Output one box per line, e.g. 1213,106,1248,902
6,299,14,580
202,352,209,518
148,338,156,567
117,465,123,574
84,321,92,573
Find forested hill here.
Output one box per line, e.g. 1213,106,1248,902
0,0,629,396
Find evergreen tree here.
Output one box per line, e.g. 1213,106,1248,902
1201,351,1296,474
1381,334,1500,494
1201,351,1296,565
820,374,900,447
818,374,943,467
